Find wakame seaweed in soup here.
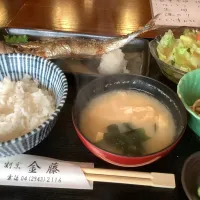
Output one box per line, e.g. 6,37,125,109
95,123,151,156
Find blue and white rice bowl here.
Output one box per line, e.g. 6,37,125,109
0,53,68,157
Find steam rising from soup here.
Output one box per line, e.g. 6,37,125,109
80,90,176,156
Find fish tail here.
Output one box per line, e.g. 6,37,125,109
104,14,161,53
126,13,161,43
141,13,161,32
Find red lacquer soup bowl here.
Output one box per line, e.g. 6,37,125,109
72,74,187,167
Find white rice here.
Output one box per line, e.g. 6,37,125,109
97,49,129,75
0,75,56,142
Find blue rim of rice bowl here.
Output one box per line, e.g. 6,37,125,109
0,53,68,147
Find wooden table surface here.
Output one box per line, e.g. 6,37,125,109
0,0,168,38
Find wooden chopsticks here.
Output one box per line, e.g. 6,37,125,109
82,168,176,189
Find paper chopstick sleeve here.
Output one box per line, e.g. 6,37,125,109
0,154,93,190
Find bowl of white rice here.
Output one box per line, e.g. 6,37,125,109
0,53,68,157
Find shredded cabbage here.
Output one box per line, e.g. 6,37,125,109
157,29,200,72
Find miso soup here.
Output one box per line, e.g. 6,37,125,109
80,90,176,156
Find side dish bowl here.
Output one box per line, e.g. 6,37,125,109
72,74,187,167
0,53,68,157
182,152,200,200
149,36,185,84
177,69,200,137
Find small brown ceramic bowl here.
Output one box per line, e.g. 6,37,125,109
182,152,200,200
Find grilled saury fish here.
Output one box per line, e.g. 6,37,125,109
0,15,160,59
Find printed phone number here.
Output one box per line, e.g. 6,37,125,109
8,175,62,183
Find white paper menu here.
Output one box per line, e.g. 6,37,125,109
150,0,200,27
0,154,94,190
